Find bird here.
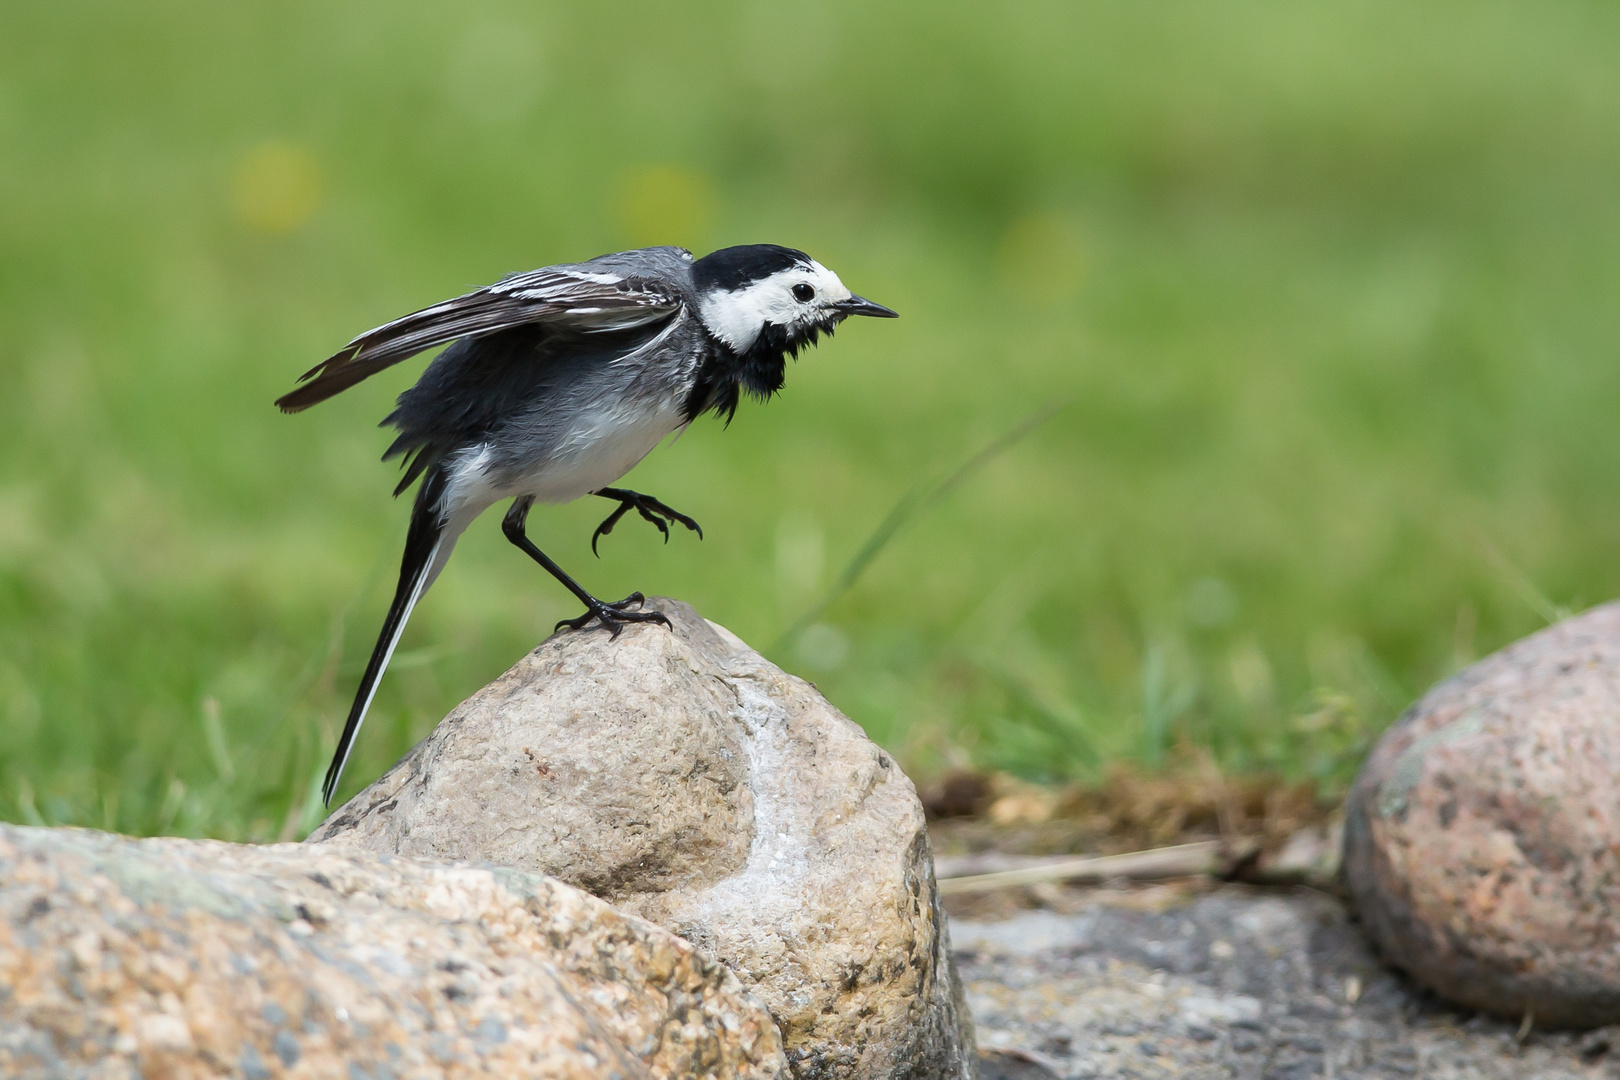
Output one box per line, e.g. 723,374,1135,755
276,243,898,803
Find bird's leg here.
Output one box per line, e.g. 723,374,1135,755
501,497,671,638
590,487,703,556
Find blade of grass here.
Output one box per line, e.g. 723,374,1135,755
1472,532,1568,625
15,777,46,827
775,402,1066,653
201,696,235,782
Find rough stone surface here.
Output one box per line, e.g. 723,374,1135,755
1342,601,1620,1028
0,823,785,1079
311,599,977,1080
952,881,1620,1079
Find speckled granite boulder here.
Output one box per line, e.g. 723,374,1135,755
1343,601,1620,1027
0,823,784,1079
311,599,977,1080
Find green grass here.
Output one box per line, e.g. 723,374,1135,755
4,0,1620,838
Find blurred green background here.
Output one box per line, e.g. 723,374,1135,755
3,1,1618,839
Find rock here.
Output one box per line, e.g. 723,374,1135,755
1343,601,1620,1027
1246,820,1342,887
310,599,977,1079
976,1047,1064,1080
0,822,784,1079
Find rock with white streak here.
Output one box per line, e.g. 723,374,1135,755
0,823,785,1079
310,598,978,1080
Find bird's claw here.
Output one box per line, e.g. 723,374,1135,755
554,593,672,639
591,489,703,556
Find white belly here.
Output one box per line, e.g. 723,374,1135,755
523,397,686,503
441,395,686,525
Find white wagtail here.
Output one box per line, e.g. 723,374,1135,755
277,244,897,802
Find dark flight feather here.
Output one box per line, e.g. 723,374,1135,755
275,273,682,413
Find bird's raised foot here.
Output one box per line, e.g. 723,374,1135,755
554,592,672,639
591,487,703,555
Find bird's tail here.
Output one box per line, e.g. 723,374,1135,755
322,466,450,805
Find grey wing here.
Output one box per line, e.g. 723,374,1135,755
275,265,685,413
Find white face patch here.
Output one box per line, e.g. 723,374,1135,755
697,260,852,351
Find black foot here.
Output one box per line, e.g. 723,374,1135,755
554,591,672,639
591,488,703,555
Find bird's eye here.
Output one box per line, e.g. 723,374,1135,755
792,283,815,302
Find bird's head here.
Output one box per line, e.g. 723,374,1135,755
692,244,897,360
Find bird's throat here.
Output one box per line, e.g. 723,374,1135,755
737,323,792,398
686,323,793,424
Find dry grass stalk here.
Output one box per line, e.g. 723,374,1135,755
935,840,1258,895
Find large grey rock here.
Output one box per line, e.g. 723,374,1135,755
0,822,785,1079
311,599,977,1079
1343,601,1620,1027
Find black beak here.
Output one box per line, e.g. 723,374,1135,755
835,294,899,318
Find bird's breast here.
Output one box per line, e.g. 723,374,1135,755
508,394,687,504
